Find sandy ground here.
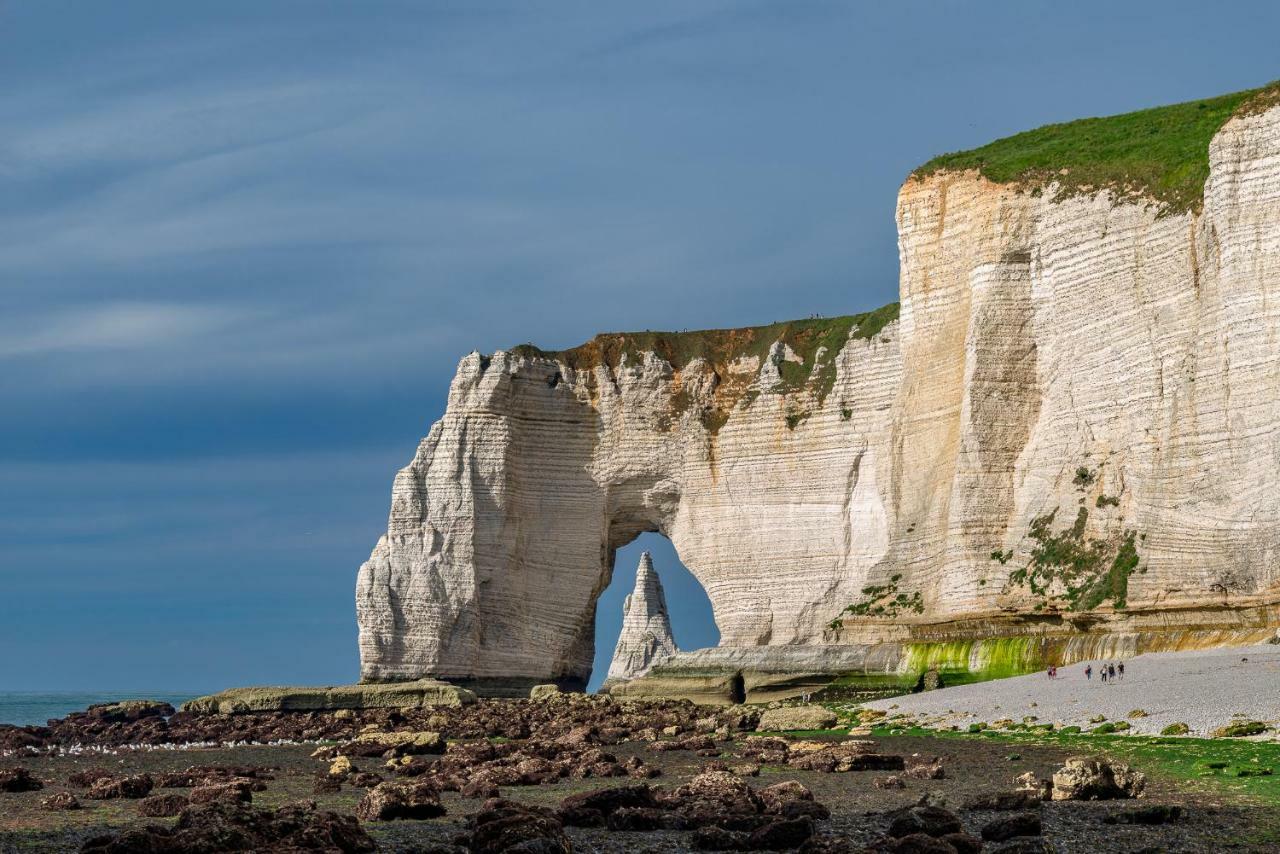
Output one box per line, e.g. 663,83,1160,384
864,643,1280,735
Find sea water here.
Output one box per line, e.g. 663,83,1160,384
0,692,199,727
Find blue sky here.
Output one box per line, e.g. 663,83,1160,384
2,1,1277,692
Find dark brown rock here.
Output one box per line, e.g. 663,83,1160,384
79,800,375,853
558,783,656,821
748,816,815,849
87,773,153,800
68,768,115,788
465,798,570,854
964,790,1043,811
885,833,961,854
692,825,751,850
940,833,983,854
981,812,1042,842
0,766,42,792
1105,804,1183,825
139,793,190,817
190,779,253,805
887,804,964,839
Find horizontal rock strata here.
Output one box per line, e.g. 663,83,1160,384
356,93,1280,696
183,680,475,714
606,552,678,684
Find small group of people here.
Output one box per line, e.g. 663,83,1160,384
1083,661,1124,682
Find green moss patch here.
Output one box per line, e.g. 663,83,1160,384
1005,506,1142,611
914,81,1280,213
831,574,924,629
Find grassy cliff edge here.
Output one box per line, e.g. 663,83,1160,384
913,81,1280,213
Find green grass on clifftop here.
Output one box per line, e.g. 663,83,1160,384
510,301,899,406
914,81,1280,213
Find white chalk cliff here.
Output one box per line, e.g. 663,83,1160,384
606,552,678,683
356,85,1280,691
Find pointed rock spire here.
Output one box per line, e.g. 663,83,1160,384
606,551,678,681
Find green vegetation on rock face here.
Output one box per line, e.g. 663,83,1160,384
1005,506,1143,611
829,574,924,629
509,302,899,434
914,81,1280,213
900,637,1043,687
510,303,898,400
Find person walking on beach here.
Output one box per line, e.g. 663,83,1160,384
1108,663,1116,681
1118,661,1125,680
1085,664,1092,680
1100,665,1107,684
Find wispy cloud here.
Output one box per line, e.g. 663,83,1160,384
0,302,250,357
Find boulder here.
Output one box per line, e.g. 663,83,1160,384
749,816,815,849
139,793,190,817
343,729,444,757
190,780,253,805
40,791,80,811
887,805,963,838
964,790,1042,811
464,798,570,854
558,783,656,824
529,684,563,699
0,767,42,792
757,780,813,814
355,781,446,821
80,800,375,853
83,700,174,723
182,679,475,714
692,826,751,850
87,774,153,800
1050,757,1145,800
757,706,837,732
981,812,1042,842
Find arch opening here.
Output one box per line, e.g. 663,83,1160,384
586,531,719,693
729,672,746,705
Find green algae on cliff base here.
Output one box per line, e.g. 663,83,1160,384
898,637,1045,688
914,80,1280,213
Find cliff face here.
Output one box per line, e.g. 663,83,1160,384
357,92,1280,690
606,552,677,683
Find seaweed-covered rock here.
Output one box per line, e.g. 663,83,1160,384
79,800,375,853
139,793,190,817
87,774,153,800
463,798,570,854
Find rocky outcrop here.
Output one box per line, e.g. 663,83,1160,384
183,679,474,713
606,552,678,683
356,86,1280,696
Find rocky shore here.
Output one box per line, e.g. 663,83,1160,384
1,694,1272,852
